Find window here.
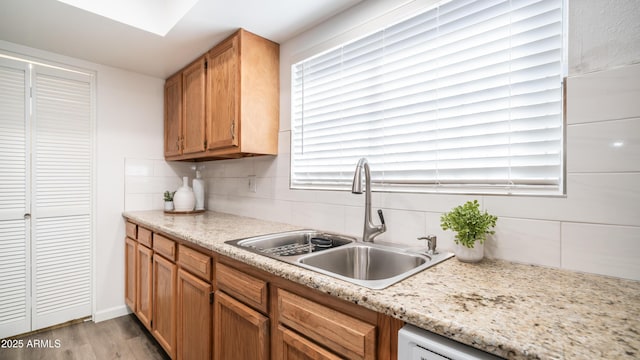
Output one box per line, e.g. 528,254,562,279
291,0,565,195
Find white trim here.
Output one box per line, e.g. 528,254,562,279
92,305,131,323
0,40,97,76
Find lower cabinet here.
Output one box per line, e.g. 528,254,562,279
153,254,177,359
177,268,212,360
124,219,401,360
124,237,137,311
277,325,342,360
276,288,376,360
214,291,270,360
136,243,153,330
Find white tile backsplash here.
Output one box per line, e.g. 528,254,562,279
483,173,640,227
379,192,476,213
485,218,561,268
290,201,346,232
562,223,640,280
124,158,154,176
567,63,640,124
124,158,192,211
223,158,255,177
567,118,640,173
253,156,279,178
425,212,456,252
375,209,426,247
565,173,640,227
124,193,154,211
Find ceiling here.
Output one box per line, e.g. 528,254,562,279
0,0,362,78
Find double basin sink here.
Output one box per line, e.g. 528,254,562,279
225,230,453,289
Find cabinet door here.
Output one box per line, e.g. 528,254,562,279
278,325,342,360
177,269,212,360
125,237,137,311
206,36,239,150
135,244,153,330
277,289,376,360
153,254,177,359
182,57,207,155
214,291,269,360
164,73,183,157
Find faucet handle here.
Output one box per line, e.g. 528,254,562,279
417,235,437,255
377,209,385,226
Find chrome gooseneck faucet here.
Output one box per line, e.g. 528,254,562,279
352,158,386,242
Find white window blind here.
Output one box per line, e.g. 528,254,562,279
291,0,564,194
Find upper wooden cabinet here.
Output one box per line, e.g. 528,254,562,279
164,73,182,157
165,28,279,161
207,36,238,150
182,57,207,155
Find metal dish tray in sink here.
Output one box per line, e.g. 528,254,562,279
225,230,355,258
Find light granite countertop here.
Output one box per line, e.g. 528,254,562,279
123,210,640,360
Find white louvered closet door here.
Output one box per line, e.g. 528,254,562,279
31,65,93,330
0,58,31,339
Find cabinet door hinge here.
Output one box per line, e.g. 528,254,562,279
209,292,214,304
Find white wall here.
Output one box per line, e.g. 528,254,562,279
201,0,640,281
93,66,167,322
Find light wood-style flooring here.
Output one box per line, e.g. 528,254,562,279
0,314,169,360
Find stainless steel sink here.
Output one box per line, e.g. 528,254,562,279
297,243,453,289
298,244,426,280
225,230,453,290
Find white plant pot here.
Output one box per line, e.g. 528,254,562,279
164,201,174,211
173,177,195,212
455,241,484,263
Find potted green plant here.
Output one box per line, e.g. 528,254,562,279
163,190,175,211
440,200,498,262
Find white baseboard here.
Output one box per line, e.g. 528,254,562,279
93,305,132,323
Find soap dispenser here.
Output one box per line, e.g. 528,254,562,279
193,170,205,210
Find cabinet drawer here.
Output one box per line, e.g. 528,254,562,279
277,289,376,360
153,233,176,261
126,221,137,239
216,262,268,313
138,227,153,248
178,245,211,281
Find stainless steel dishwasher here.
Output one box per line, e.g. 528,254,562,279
398,324,503,360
